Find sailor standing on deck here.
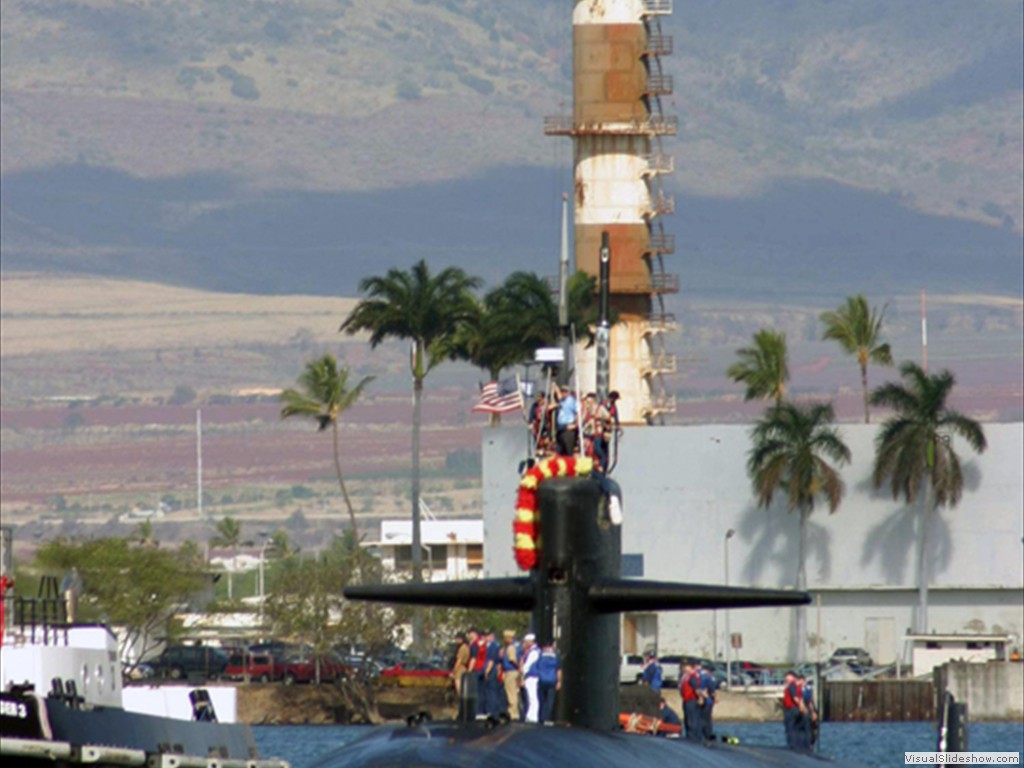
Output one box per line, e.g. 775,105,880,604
537,641,562,723
482,629,503,716
640,652,663,692
450,632,469,696
500,630,521,720
699,664,718,740
782,670,806,749
798,672,818,749
555,386,579,456
520,634,541,723
680,661,703,740
467,628,487,716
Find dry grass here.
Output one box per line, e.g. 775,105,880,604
1,272,360,356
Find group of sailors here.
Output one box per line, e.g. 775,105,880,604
450,628,562,724
641,657,819,751
782,670,819,750
529,384,621,472
639,655,720,741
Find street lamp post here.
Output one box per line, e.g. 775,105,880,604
724,528,736,688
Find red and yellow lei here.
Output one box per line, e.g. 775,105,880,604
513,455,593,570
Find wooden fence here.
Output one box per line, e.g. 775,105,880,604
824,680,934,721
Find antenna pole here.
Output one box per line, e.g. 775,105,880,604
196,408,203,518
921,288,928,373
558,194,571,388
596,232,611,401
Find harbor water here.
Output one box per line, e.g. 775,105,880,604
254,721,1024,767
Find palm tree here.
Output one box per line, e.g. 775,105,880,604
134,519,156,548
280,354,373,537
747,401,851,662
455,271,613,379
209,516,242,600
727,329,790,404
820,294,893,423
466,271,558,378
340,260,481,648
870,362,986,633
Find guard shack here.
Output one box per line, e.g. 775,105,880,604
905,633,1012,677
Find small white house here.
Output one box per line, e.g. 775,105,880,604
364,519,484,582
906,633,1013,676
207,549,262,573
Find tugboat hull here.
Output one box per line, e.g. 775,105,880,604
1,691,267,767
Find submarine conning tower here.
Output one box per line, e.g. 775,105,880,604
345,477,810,732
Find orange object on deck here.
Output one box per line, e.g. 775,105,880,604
618,712,681,735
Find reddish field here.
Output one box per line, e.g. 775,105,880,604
2,368,1019,505
0,392,488,503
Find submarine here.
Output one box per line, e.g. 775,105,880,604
312,233,861,767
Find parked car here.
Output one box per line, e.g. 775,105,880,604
280,650,351,685
829,647,873,668
380,661,449,679
716,662,757,687
619,654,644,684
224,652,280,683
149,645,229,681
249,641,294,661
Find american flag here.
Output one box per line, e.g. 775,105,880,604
472,379,523,415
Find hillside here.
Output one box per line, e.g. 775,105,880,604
1,0,1021,283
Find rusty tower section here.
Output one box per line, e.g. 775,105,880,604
546,0,677,425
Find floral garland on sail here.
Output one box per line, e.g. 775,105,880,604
513,455,593,570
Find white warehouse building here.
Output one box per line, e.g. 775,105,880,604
482,423,1024,665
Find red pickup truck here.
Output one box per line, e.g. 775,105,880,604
280,651,351,685
224,652,280,683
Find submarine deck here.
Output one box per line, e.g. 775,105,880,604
314,720,855,767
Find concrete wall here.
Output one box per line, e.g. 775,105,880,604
940,662,1024,720
482,423,1024,662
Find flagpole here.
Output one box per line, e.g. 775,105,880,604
571,325,583,456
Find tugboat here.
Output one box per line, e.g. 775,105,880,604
0,527,287,767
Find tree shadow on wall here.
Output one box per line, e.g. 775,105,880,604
737,501,833,588
857,461,983,584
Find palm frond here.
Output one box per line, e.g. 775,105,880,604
939,412,988,454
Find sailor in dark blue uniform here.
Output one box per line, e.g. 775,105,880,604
482,629,503,716
798,673,817,750
699,665,718,740
537,642,562,723
640,653,663,692
657,697,682,730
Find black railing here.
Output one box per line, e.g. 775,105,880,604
646,74,674,96
648,232,676,254
11,595,69,645
644,34,673,57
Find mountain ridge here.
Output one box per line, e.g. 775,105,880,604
2,0,1021,232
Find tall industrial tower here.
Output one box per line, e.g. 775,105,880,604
546,0,677,425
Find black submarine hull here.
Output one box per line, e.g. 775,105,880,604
313,720,848,768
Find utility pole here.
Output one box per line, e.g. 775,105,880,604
196,408,203,519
